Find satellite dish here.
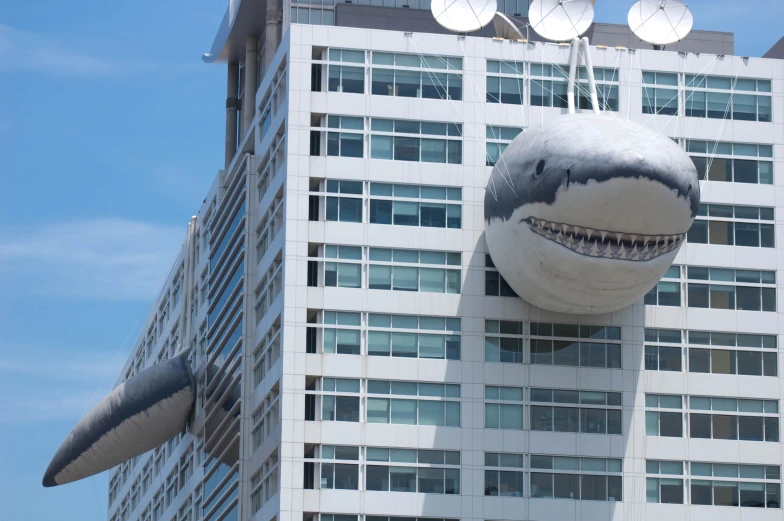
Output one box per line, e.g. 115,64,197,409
431,0,498,33
493,12,525,40
528,0,595,42
628,0,694,46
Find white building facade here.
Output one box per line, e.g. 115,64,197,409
106,6,784,521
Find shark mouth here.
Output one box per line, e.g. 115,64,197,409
524,217,684,261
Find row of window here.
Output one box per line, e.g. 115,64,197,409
487,64,620,111
321,118,463,164
645,266,777,311
645,345,777,376
319,117,776,185
646,394,779,442
688,204,775,248
316,180,462,229
314,246,462,294
319,45,775,123
314,256,757,310
647,461,780,507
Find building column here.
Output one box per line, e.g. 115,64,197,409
264,0,282,72
243,36,258,136
225,62,239,169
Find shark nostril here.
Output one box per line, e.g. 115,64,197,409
534,159,546,178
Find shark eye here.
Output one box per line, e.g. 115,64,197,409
534,159,546,178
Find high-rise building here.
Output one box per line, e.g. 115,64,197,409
106,3,784,521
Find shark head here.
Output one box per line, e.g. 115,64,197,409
484,114,700,315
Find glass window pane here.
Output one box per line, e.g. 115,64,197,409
485,403,499,428
418,401,445,426
367,398,390,423
390,399,417,424
531,473,553,498
419,333,445,358
391,332,417,357
392,266,418,292
394,136,420,161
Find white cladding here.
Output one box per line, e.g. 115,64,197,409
107,23,784,521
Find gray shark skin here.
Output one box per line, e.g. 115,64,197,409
483,114,701,314
485,114,700,223
43,355,195,487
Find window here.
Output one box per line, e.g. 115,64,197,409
249,452,279,512
484,386,524,430
290,6,335,25
319,445,359,490
646,460,684,503
320,311,362,355
484,452,524,497
366,448,460,494
370,119,462,164
688,396,779,442
208,259,245,328
689,463,780,508
686,139,773,184
530,455,622,501
686,267,776,312
484,320,523,364
369,183,462,229
642,71,679,115
529,322,622,369
644,265,681,306
531,388,622,435
645,394,684,437
368,248,461,294
486,126,523,166
644,328,682,371
324,180,363,223
256,193,283,261
577,67,620,111
311,378,360,422
531,64,619,111
251,387,280,450
367,380,460,426
326,116,364,158
326,48,365,94
486,60,524,104
484,254,518,297
688,204,774,248
367,313,461,360
371,52,462,101
323,245,362,289
685,74,772,122
253,256,282,325
253,320,280,387
686,330,777,377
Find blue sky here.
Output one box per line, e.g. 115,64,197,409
0,1,780,520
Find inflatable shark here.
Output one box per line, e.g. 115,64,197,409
485,114,700,315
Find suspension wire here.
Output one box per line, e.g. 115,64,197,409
637,53,721,132
706,59,744,176
406,37,518,201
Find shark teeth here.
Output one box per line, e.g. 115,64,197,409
523,217,684,262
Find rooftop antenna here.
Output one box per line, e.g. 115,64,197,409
493,12,525,40
628,0,694,50
528,0,595,43
528,0,599,114
431,0,498,33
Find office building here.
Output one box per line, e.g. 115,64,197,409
106,3,784,521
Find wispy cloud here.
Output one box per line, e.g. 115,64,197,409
0,345,130,424
0,218,184,300
0,25,201,78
